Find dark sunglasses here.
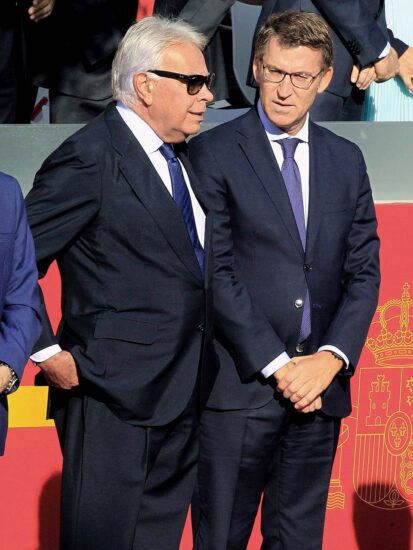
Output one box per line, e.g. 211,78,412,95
147,70,215,95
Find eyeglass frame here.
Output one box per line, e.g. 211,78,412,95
147,69,215,95
261,64,324,90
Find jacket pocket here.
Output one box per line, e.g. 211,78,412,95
94,313,157,345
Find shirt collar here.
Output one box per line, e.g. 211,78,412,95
257,99,309,144
116,101,164,155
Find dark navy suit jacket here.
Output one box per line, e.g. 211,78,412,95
26,103,221,427
188,108,380,418
0,173,41,455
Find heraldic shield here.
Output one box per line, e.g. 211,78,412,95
354,283,413,510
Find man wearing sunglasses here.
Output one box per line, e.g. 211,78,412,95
189,11,380,549
25,16,218,550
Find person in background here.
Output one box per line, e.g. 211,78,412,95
0,171,41,455
33,0,137,122
364,0,413,120
26,16,218,550
0,0,54,123
189,11,380,549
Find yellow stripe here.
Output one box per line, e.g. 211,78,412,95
8,386,55,428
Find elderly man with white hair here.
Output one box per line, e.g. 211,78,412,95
26,16,216,550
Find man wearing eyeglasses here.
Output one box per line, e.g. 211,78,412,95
252,0,406,121
188,11,380,550
25,16,218,550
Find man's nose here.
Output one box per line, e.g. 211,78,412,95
199,83,214,103
277,74,294,95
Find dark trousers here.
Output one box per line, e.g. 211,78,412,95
192,398,341,550
56,390,199,550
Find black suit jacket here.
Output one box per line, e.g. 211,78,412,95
255,0,407,99
189,108,380,418
26,103,219,426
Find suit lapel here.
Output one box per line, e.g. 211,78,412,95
305,122,329,262
105,105,203,283
236,109,304,255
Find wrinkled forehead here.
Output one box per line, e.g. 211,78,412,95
158,42,208,74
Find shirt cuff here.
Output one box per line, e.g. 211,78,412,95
379,42,391,58
31,345,62,363
318,345,349,368
261,352,291,378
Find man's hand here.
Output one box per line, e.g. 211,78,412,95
398,47,413,92
374,47,399,82
351,64,377,90
28,0,55,22
276,351,343,412
0,365,12,394
272,360,296,384
273,354,313,384
273,355,322,413
36,351,79,389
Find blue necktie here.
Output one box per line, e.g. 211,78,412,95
159,143,204,273
279,138,311,342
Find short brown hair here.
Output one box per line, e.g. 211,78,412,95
255,11,333,70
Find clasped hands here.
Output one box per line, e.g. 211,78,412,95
351,47,399,90
351,46,413,93
273,351,343,414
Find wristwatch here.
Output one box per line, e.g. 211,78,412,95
0,363,19,395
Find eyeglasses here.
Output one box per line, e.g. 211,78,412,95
262,65,323,90
147,70,215,95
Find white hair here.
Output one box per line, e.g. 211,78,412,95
112,16,208,107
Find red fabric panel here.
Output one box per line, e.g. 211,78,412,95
136,0,156,20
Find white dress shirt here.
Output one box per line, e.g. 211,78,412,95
31,102,206,363
256,100,349,378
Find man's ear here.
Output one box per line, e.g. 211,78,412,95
133,72,155,105
317,66,334,94
252,56,262,85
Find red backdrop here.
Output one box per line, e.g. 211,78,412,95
1,203,412,550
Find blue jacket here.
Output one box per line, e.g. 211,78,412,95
0,172,42,455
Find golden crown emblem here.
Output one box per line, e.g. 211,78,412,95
366,283,413,367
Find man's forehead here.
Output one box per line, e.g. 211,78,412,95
262,38,323,68
159,43,204,65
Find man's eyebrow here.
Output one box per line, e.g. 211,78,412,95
264,65,314,75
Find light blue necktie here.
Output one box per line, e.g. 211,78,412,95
159,143,204,273
279,138,311,342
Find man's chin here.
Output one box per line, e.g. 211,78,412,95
185,122,203,137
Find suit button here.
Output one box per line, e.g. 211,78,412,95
295,343,305,353
304,264,312,272
294,299,304,309
198,323,204,333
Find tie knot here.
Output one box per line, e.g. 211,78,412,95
279,138,301,159
159,143,177,162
